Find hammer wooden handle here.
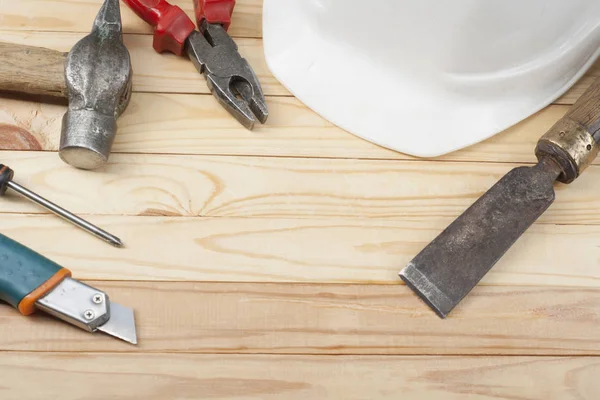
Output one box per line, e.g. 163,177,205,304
0,42,67,98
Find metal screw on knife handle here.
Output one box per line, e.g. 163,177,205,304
0,164,122,247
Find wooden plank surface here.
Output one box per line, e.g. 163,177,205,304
2,1,600,398
3,89,600,164
1,215,599,286
1,281,599,355
1,353,598,400
0,152,598,225
0,0,263,38
0,93,562,161
0,92,556,160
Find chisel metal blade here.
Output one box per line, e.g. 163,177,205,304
399,157,562,318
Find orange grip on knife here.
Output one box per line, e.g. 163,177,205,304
18,268,71,315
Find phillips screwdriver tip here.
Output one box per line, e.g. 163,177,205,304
108,235,123,248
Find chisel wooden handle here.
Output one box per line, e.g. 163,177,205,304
566,76,600,139
0,41,67,98
536,75,600,183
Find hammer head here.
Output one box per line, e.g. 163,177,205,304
60,0,132,170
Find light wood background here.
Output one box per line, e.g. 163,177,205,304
0,1,599,399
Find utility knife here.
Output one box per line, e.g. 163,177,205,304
0,233,137,344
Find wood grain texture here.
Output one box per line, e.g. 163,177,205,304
0,93,569,161
566,75,600,135
0,151,598,224
0,41,66,97
0,353,598,400
1,214,599,286
0,92,588,165
0,0,263,38
0,30,288,96
2,2,599,397
1,281,599,354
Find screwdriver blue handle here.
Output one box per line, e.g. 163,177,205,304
0,233,71,315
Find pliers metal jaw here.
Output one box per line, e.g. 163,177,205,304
186,22,268,130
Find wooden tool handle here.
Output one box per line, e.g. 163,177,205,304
566,76,600,141
536,75,600,183
0,41,67,98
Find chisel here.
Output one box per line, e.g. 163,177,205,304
400,74,600,318
0,233,137,343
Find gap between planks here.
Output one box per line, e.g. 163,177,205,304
3,350,599,357
1,280,599,355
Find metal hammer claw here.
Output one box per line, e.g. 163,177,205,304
60,0,132,170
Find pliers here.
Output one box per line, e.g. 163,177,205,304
123,0,268,130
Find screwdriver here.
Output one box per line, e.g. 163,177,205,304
0,164,122,247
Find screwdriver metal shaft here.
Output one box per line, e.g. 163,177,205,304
7,181,123,247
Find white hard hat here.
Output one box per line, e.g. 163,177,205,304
263,0,600,157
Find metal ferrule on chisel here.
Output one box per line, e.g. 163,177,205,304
535,118,599,183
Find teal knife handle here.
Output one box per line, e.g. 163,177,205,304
0,233,64,309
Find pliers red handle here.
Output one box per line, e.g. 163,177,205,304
122,0,267,130
194,0,235,31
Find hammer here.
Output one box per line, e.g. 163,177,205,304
0,0,132,170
